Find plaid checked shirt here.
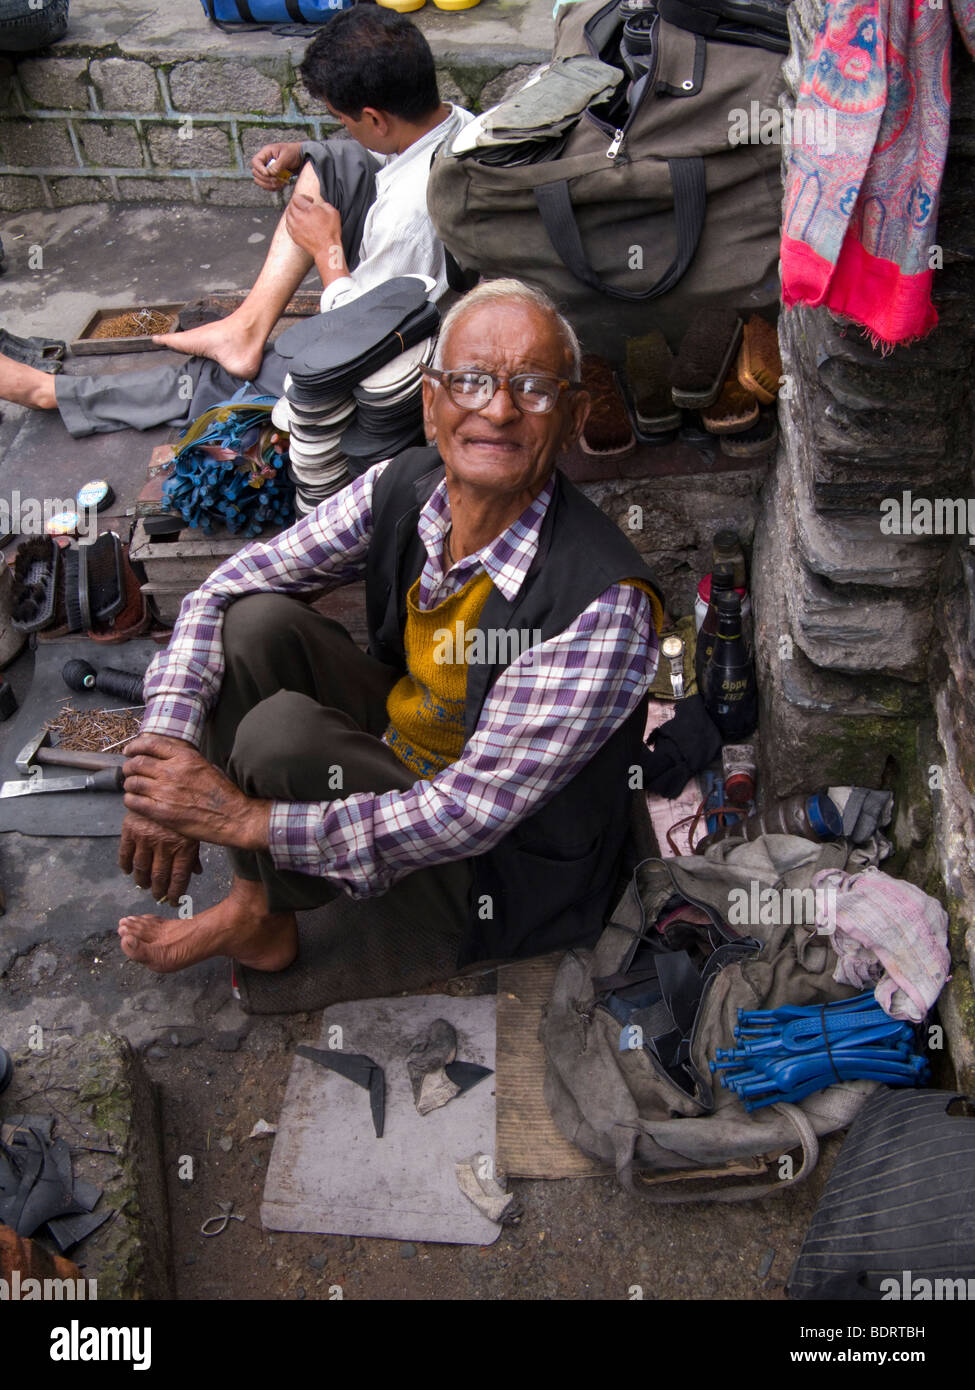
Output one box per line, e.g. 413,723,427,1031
141,461,659,897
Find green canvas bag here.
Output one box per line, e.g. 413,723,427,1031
427,0,787,359
540,835,877,1203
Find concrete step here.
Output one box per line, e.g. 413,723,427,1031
1,0,552,210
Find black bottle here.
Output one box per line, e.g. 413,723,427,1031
694,563,735,691
701,589,758,739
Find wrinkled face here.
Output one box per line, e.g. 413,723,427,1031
422,301,589,501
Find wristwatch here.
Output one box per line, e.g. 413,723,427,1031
660,634,685,700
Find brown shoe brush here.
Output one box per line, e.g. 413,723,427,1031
737,315,782,405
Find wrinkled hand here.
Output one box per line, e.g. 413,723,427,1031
251,140,303,191
284,193,343,260
119,811,202,906
122,734,271,852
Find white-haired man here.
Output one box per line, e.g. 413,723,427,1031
116,281,664,1004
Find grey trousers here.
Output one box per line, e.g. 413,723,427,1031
206,593,473,951
54,141,379,438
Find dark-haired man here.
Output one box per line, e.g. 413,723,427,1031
0,8,471,436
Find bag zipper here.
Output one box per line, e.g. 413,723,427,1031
582,3,660,161
605,128,625,159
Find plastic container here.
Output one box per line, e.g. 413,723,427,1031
696,790,844,852
694,571,751,632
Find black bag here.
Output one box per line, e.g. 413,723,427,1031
428,0,787,359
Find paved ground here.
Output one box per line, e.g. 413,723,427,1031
0,199,840,1303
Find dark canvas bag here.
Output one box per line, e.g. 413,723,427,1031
540,835,876,1202
427,0,787,358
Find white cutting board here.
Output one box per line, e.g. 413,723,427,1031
261,994,499,1245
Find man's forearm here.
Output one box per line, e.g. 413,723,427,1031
139,466,385,747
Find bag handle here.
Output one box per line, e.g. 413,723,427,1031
533,156,706,302
614,1102,820,1204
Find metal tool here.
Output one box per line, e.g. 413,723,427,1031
0,767,124,798
200,1200,245,1237
15,728,127,777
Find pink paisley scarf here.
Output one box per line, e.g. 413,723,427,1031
781,0,975,349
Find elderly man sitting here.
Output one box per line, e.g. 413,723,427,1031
117,280,663,1005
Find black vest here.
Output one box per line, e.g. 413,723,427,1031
366,447,663,965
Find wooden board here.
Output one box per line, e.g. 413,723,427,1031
70,304,184,356
495,955,611,1180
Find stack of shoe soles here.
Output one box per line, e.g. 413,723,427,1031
448,56,623,167
342,337,436,480
621,310,782,458
579,354,636,460
272,276,440,516
273,383,357,514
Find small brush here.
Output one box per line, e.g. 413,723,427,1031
737,315,783,405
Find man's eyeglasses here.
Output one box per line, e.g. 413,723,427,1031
421,365,581,416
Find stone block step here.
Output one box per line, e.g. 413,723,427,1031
0,0,551,210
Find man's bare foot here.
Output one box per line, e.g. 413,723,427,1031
117,876,297,974
152,312,267,381
0,351,57,409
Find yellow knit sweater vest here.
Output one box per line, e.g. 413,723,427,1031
384,571,662,780
384,570,496,779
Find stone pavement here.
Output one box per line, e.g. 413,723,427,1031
1,0,553,210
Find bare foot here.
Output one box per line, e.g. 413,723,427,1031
153,312,267,381
117,876,297,974
0,351,57,409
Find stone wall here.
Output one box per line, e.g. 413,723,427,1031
0,49,537,211
756,0,975,1088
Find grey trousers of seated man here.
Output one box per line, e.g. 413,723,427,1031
205,593,474,1003
54,140,378,439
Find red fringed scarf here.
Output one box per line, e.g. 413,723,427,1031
781,0,975,349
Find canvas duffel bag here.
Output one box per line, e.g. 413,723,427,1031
540,835,878,1203
199,0,351,25
427,0,787,359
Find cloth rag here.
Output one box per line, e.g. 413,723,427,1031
454,1154,517,1224
640,694,723,799
812,865,951,1021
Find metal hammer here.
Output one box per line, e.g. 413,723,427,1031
15,728,128,777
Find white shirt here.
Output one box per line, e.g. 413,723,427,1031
316,104,473,314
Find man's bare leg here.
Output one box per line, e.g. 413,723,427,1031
152,161,326,380
118,875,298,975
0,352,58,410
